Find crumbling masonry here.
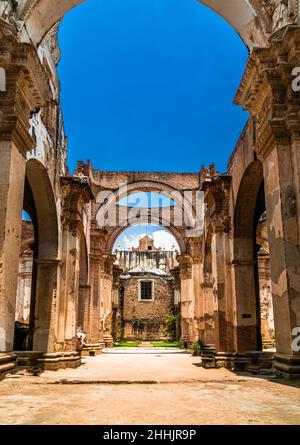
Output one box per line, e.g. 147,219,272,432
0,1,300,378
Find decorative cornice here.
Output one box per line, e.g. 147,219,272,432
235,26,300,160
17,0,39,22
60,176,93,232
0,27,52,152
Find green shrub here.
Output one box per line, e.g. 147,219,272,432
192,340,204,356
163,314,177,341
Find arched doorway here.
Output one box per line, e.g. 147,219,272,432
233,160,275,353
111,223,180,343
14,210,36,351
14,159,59,353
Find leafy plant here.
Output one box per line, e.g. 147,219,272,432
163,314,177,341
178,339,187,349
192,340,204,356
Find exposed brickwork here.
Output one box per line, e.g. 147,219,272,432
122,275,174,341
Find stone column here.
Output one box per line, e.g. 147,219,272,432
200,230,215,346
0,139,27,353
32,259,60,352
86,226,109,353
16,251,33,325
210,222,233,352
170,267,181,340
201,172,233,353
187,238,203,344
78,284,91,338
0,29,50,374
100,254,116,348
263,135,300,375
111,265,123,341
51,177,93,365
235,26,300,377
177,255,193,345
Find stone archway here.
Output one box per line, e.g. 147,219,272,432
95,180,197,234
106,218,186,255
233,159,265,352
25,159,58,260
17,0,279,49
24,159,59,352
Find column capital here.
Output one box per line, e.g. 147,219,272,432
60,176,94,232
98,253,116,276
177,254,193,280
186,237,203,263
201,171,232,234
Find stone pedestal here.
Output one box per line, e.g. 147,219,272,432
273,354,300,380
103,335,114,348
81,343,103,357
200,345,216,369
0,353,17,380
37,352,81,371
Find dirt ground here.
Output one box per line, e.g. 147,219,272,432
0,349,299,425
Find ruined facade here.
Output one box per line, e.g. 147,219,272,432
112,236,177,342
0,1,300,379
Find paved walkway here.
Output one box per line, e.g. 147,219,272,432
0,348,299,425
16,348,237,384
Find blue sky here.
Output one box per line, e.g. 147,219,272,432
58,0,249,174
112,224,180,252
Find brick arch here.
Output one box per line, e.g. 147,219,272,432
233,159,265,352
18,0,270,49
106,218,186,254
25,159,58,260
234,160,264,240
24,159,59,352
95,180,197,231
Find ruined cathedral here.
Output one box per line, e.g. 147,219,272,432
0,0,300,380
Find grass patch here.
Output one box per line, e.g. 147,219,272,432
113,341,141,348
151,341,179,348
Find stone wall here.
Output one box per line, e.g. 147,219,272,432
121,275,174,341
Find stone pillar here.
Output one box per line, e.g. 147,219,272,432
0,29,50,375
187,238,203,344
86,226,110,353
16,251,33,325
263,136,300,375
201,172,233,353
32,259,60,352
78,284,91,338
258,252,275,347
88,253,102,345
0,139,27,353
170,267,181,340
177,255,193,345
51,177,93,365
235,26,300,377
100,254,116,348
111,265,123,341
212,223,235,354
